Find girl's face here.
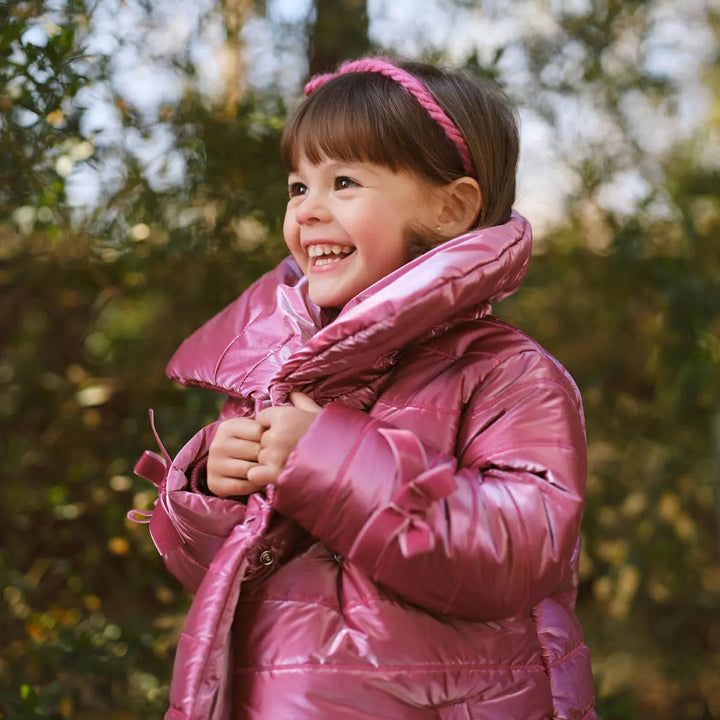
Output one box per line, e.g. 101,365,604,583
283,155,442,309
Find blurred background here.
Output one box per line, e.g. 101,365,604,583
1,0,719,717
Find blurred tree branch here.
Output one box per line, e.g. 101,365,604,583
308,0,370,75
1,1,719,717
220,0,252,118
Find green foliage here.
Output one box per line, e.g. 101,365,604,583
1,0,719,718
1,2,288,717
1,2,79,222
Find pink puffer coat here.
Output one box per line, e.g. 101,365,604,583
136,212,596,720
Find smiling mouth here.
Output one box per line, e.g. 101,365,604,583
307,243,355,267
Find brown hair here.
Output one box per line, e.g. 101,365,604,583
281,59,519,234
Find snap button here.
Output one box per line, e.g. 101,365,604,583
373,351,399,371
333,552,343,565
258,549,275,566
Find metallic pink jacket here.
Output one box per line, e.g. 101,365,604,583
136,213,596,720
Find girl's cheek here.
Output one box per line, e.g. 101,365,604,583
282,211,297,249
283,214,307,272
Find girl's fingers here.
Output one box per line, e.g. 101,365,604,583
256,446,283,469
246,463,279,486
206,457,268,497
208,401,319,495
208,456,255,479
224,438,261,462
206,418,267,497
218,417,264,442
207,475,263,498
289,391,321,412
206,457,258,493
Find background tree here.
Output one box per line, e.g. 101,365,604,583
1,0,718,718
308,0,370,75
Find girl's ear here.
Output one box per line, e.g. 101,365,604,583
436,177,483,236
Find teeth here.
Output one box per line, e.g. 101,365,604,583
307,244,352,258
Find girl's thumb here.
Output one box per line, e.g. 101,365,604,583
289,391,321,413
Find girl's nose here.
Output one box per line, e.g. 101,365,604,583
293,191,330,225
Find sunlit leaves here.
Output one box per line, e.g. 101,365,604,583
2,1,719,719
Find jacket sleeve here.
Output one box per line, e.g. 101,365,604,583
135,414,249,594
272,351,587,621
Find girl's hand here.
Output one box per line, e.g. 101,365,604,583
206,417,264,497
247,392,321,486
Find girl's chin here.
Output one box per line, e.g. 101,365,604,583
308,290,354,309
307,277,361,309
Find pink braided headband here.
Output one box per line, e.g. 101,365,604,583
304,58,475,177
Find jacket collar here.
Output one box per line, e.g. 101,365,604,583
167,212,532,409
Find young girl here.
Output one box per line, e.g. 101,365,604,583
133,57,596,720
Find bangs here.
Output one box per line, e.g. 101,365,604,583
281,74,444,176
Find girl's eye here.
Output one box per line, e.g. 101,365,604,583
288,182,307,198
335,176,358,191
